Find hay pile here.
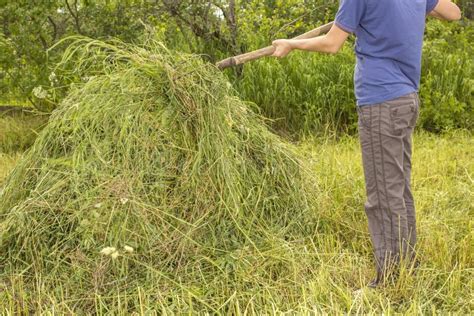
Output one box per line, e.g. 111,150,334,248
0,39,317,310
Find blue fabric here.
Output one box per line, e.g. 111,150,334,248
335,0,439,106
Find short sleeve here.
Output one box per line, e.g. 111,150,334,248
426,0,439,13
335,0,367,34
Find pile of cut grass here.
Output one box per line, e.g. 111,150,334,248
0,38,317,313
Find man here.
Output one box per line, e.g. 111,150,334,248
272,0,461,288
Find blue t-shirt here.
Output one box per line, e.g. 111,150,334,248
335,0,439,106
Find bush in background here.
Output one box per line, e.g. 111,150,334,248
419,20,473,132
235,47,355,136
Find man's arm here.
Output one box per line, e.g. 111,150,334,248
429,0,462,21
272,24,350,58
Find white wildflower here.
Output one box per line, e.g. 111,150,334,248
49,72,58,87
111,251,120,259
123,245,134,253
100,246,116,256
94,203,102,209
57,8,65,14
120,197,129,205
48,72,57,82
32,86,48,99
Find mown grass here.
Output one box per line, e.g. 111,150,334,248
0,128,472,314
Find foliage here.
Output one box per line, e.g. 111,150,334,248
457,0,474,19
419,20,474,131
235,47,356,136
0,1,59,107
0,0,182,108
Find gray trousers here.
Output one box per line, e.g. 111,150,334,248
357,92,420,276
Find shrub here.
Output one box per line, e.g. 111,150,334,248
419,20,473,131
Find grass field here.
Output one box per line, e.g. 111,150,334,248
0,113,46,154
1,126,472,314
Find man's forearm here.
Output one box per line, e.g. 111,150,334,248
272,24,349,58
288,36,339,54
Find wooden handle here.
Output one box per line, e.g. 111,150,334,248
217,21,334,70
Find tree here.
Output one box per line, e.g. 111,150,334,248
0,0,340,109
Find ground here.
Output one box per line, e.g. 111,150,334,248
1,125,472,314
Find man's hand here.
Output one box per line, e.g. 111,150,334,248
272,40,294,58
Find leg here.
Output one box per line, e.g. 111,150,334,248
358,93,418,281
404,127,417,261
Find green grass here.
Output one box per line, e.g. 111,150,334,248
0,111,43,188
0,130,472,314
0,153,21,188
298,130,473,313
0,112,46,153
